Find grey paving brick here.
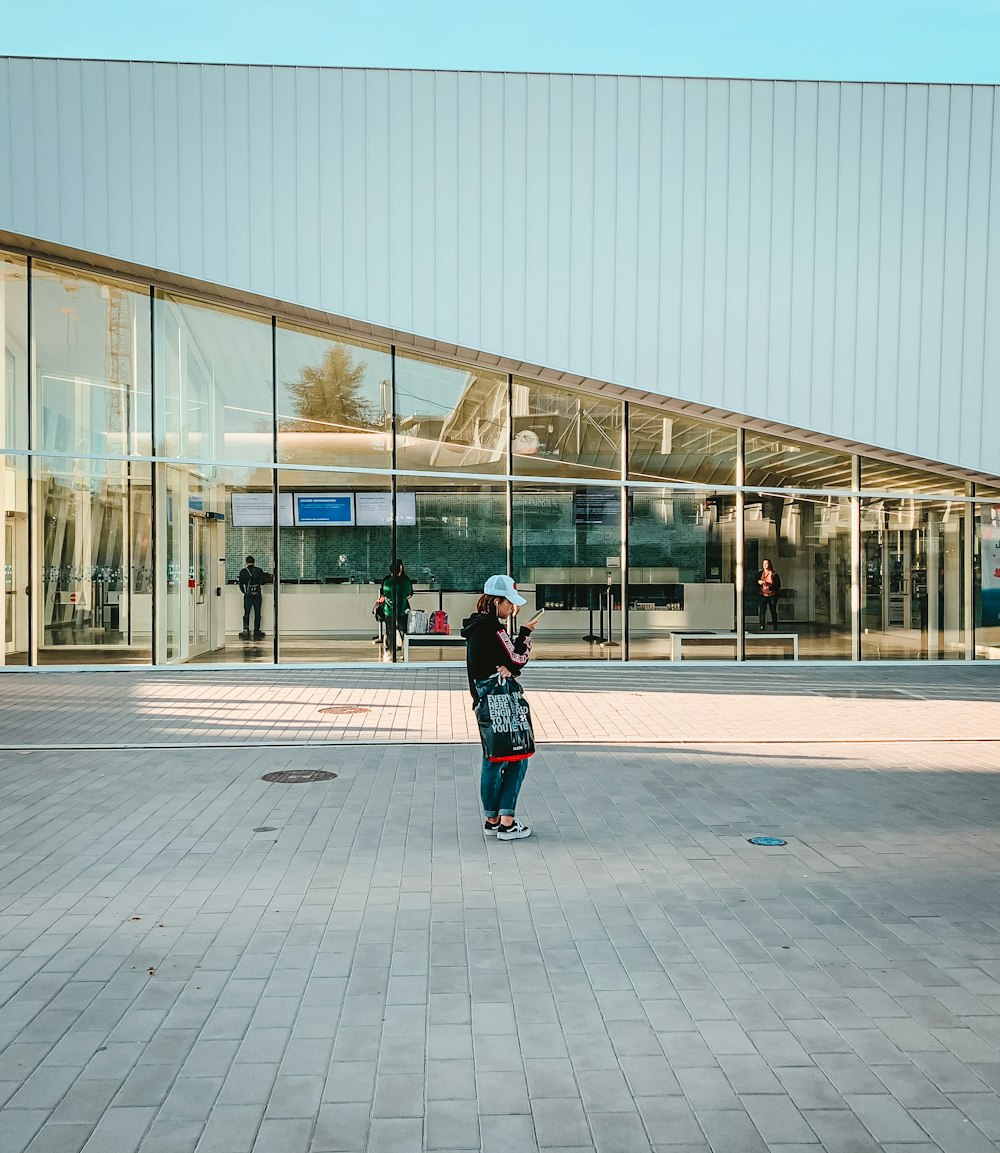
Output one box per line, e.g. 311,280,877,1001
79,1107,156,1153
23,1124,98,1153
425,1099,481,1149
589,1111,652,1152
194,1104,265,1152
311,1103,369,1152
250,1117,312,1153
845,1093,930,1143
695,1108,769,1153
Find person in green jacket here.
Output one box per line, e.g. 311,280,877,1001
379,559,413,658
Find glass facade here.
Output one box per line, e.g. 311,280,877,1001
2,246,998,667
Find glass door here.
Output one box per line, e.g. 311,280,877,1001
188,514,212,656
4,522,13,652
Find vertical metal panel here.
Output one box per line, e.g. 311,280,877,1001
432,70,459,340
680,79,708,403
524,74,551,364
248,66,275,295
874,85,906,448
658,78,685,400
917,86,951,460
3,61,1000,476
222,65,252,290
831,83,862,443
31,60,61,237
410,70,437,340
294,67,322,310
788,81,818,430
318,67,345,318
613,76,640,388
896,86,927,455
152,64,181,273
0,61,11,226
767,82,795,418
56,61,85,244
744,81,773,418
590,75,618,379
981,89,1000,468
960,88,994,465
701,79,729,402
938,86,973,460
271,67,299,305
723,81,751,413
545,75,572,368
810,84,840,436
455,71,481,348
502,73,528,358
200,64,228,284
342,69,370,322
634,77,663,389
569,75,596,366
176,64,205,282
854,84,886,446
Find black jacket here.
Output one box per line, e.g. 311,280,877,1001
238,565,268,597
461,612,532,705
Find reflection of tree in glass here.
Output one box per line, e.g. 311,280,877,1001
284,345,380,432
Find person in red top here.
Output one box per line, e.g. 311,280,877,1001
461,575,538,840
757,558,781,631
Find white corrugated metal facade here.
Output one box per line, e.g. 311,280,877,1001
1,58,999,476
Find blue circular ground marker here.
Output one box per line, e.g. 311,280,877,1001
748,836,787,847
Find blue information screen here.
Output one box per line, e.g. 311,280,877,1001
293,493,355,526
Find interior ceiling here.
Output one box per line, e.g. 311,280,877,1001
3,231,997,493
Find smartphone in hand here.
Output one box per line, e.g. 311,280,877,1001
526,607,545,625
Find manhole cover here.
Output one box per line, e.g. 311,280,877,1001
261,770,338,784
748,836,787,847
318,705,370,715
253,827,277,833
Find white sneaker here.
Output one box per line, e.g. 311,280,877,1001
496,820,531,841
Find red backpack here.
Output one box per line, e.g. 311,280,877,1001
429,610,450,634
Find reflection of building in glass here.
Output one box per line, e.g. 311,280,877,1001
2,59,999,666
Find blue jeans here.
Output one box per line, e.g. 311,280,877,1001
480,754,528,818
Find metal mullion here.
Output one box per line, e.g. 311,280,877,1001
149,286,159,666
735,428,745,662
272,317,279,666
26,257,36,666
390,345,398,662
621,401,629,662
852,455,861,661
506,373,513,579
967,484,976,660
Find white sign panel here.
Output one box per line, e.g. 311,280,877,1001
354,492,417,526
231,492,294,527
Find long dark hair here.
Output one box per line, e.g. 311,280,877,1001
386,558,408,580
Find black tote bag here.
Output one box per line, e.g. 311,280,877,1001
474,674,536,763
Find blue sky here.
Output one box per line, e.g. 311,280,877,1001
3,0,998,83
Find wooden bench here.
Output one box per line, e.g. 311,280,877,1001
402,634,466,661
670,631,799,660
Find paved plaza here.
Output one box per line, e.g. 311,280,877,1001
1,665,1000,1152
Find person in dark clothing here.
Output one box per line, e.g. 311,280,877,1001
461,574,537,841
757,558,781,630
379,559,413,658
238,555,268,640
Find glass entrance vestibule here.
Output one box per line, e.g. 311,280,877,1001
2,248,998,668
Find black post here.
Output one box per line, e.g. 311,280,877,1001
582,586,601,642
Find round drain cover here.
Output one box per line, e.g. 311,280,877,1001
748,836,787,847
261,770,338,784
319,705,370,715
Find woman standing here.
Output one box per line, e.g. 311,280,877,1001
461,575,537,840
757,558,781,631
379,559,413,657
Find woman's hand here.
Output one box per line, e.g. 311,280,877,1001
522,619,537,632
496,665,511,680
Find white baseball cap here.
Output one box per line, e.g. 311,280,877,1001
483,574,526,606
